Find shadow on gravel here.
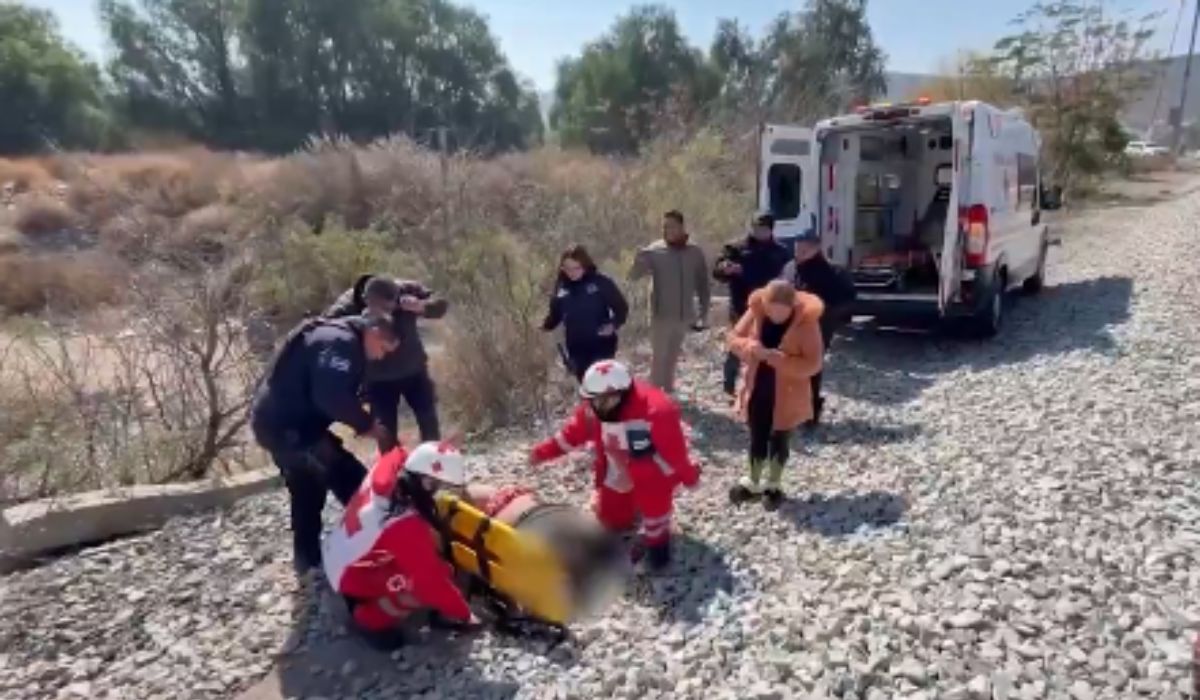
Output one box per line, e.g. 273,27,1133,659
829,275,1133,406
779,491,906,538
239,581,520,700
629,533,734,624
809,417,922,446
679,402,745,459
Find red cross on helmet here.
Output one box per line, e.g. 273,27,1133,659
580,359,633,398
405,441,466,486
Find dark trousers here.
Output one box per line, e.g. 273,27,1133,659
367,370,441,442
566,338,618,382
723,309,745,395
810,311,848,422
268,431,367,568
723,352,741,396
748,392,791,467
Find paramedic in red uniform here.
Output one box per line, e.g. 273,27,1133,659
528,359,700,572
322,442,477,649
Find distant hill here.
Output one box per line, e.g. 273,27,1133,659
535,57,1200,138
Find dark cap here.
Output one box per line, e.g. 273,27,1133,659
752,210,775,228
363,276,400,304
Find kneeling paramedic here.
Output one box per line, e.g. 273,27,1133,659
251,311,399,575
528,360,701,571
323,442,478,649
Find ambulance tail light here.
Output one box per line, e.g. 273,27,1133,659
960,204,989,268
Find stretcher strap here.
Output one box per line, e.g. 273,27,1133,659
472,516,493,584
441,499,459,561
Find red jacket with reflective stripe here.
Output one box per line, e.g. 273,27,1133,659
531,380,700,491
323,448,471,622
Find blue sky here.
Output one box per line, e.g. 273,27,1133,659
26,0,1187,90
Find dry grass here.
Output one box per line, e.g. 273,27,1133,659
0,252,126,314
0,158,57,194
13,195,78,237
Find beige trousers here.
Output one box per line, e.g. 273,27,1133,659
649,320,689,392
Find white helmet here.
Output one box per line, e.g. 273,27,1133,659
580,359,633,398
404,441,467,487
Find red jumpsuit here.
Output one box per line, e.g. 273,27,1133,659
322,448,471,632
530,380,700,547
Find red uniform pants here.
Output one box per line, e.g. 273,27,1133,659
591,481,674,546
349,590,421,632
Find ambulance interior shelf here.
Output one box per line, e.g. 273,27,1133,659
848,130,952,293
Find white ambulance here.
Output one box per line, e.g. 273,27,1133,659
758,99,1060,337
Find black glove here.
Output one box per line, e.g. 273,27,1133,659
428,611,484,633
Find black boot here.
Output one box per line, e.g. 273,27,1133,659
357,625,408,651
729,483,760,504
645,542,671,572
762,488,785,511
292,547,323,578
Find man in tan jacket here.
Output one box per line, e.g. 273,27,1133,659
629,210,711,393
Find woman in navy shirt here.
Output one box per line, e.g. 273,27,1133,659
542,245,629,381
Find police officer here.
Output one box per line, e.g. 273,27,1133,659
713,210,792,397
251,310,400,575
325,274,448,442
779,230,857,426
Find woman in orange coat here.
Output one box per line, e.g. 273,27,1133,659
726,280,824,509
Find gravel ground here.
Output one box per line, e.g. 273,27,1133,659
3,184,1200,700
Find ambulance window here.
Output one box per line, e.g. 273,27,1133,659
1017,153,1037,209
770,139,810,156
767,164,801,220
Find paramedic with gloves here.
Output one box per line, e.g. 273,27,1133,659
323,442,479,650
528,359,700,572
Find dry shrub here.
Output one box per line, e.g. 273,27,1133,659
0,158,56,195
160,203,241,266
0,264,260,502
14,195,78,237
96,206,171,262
59,149,240,232
0,227,24,255
434,231,562,429
251,224,426,324
0,251,126,314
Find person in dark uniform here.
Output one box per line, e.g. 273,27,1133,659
779,231,857,426
325,274,449,442
251,311,400,575
542,244,629,381
712,211,792,397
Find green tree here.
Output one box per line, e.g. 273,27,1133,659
551,5,716,154
708,19,768,122
991,1,1160,193
0,4,114,153
758,0,887,123
103,0,542,152
101,0,247,146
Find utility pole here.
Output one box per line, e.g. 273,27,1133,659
1174,0,1200,152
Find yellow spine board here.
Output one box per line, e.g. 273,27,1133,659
435,493,572,625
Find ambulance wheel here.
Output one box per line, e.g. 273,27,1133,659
971,275,1005,339
1023,235,1048,295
